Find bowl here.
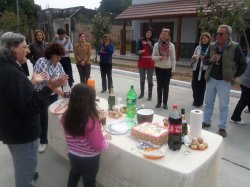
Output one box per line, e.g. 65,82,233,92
136,108,154,124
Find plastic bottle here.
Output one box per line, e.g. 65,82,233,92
181,108,188,142
63,82,71,98
87,76,96,90
108,88,115,111
126,85,137,118
168,104,182,151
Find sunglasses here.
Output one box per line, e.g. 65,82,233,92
216,32,226,36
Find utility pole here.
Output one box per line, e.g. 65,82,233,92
16,0,20,31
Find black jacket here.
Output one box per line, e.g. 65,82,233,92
0,49,52,144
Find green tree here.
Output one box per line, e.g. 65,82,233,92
99,0,132,14
197,0,250,51
91,12,112,61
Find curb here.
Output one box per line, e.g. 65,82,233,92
91,65,241,98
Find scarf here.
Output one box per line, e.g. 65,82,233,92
200,44,209,55
158,40,170,58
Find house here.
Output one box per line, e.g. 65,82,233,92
116,0,250,60
36,6,131,46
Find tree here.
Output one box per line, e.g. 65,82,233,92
197,0,250,52
99,0,132,14
91,12,112,61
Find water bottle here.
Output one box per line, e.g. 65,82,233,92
126,85,137,118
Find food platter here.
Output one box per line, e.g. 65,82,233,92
49,99,69,114
106,119,137,135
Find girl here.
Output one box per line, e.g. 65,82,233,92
191,32,211,107
152,28,176,109
61,84,110,187
136,27,156,101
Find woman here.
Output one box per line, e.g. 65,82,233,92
136,27,156,101
0,32,67,187
230,59,250,125
28,30,49,65
98,34,115,93
152,28,176,109
33,43,68,153
74,33,92,83
191,32,211,107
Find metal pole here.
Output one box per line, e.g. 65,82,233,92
16,0,20,30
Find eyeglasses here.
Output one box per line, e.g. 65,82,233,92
216,32,226,36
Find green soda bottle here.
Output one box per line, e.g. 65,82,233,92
126,85,137,118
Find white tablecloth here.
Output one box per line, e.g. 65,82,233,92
48,98,223,187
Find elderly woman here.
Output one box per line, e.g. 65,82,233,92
74,32,92,83
0,32,68,187
33,43,68,153
152,28,176,109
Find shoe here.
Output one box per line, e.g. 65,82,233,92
218,129,227,137
100,89,107,93
244,109,250,113
202,122,211,128
163,105,168,110
147,96,152,101
39,144,47,153
138,94,144,99
33,171,39,181
230,119,246,125
155,103,161,108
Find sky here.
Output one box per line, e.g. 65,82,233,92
34,0,101,10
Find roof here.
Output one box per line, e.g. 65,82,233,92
116,0,209,20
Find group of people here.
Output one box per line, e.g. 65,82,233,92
0,29,113,187
135,25,248,138
0,23,249,187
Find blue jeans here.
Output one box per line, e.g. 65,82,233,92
8,139,39,187
203,77,231,129
139,68,154,84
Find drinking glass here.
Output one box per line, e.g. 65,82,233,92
214,54,221,65
117,97,122,111
183,135,192,155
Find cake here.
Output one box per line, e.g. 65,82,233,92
131,122,168,145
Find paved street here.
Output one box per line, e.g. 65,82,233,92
0,61,250,187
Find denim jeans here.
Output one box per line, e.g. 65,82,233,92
203,77,231,129
139,68,154,84
8,139,39,187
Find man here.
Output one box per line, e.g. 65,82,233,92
202,25,247,137
52,28,74,87
0,32,68,187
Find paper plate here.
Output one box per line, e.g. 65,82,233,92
142,146,166,160
106,119,137,135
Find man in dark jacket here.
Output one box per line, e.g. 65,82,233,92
0,32,68,187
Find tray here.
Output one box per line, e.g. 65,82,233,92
106,119,137,135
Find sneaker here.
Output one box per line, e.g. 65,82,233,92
39,144,47,153
244,109,250,113
33,171,39,181
230,119,246,125
218,129,227,137
202,122,211,128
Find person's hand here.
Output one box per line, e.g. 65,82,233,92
192,55,197,61
147,41,152,46
171,72,175,77
80,61,85,66
31,72,48,85
48,74,69,91
104,133,112,140
159,56,164,61
200,55,204,61
211,54,221,63
139,50,145,55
